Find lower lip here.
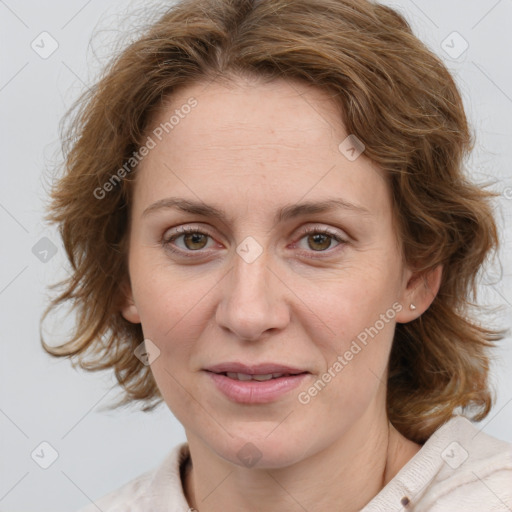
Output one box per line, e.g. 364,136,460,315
206,371,310,404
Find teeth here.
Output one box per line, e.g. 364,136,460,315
252,374,274,381
225,372,286,381
226,372,251,380
234,372,253,381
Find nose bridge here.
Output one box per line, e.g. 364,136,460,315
215,242,289,340
229,233,272,302
232,246,269,302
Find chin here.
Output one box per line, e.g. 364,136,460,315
208,426,316,470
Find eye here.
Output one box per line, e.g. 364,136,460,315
294,226,348,256
162,226,216,255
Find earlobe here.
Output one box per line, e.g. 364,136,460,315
120,283,141,324
122,302,141,324
395,264,443,323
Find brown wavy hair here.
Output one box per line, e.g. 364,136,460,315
41,0,508,443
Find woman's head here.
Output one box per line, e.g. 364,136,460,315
119,75,436,467
43,0,505,449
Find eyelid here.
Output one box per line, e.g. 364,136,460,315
162,224,218,251
291,224,348,254
162,223,349,257
163,224,215,241
163,223,347,240
295,224,346,239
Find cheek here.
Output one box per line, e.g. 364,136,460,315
295,266,400,402
131,269,207,418
295,263,400,346
303,299,397,421
129,246,210,337
134,283,206,353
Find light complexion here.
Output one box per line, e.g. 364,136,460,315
121,76,442,511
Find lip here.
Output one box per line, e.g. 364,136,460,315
204,362,308,375
204,362,310,404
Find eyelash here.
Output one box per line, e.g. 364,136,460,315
162,225,348,259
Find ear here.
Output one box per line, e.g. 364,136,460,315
395,264,443,324
120,281,141,324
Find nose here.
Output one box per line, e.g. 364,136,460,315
215,249,290,342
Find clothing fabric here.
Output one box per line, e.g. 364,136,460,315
77,415,512,511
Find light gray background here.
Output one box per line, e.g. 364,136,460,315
1,1,511,511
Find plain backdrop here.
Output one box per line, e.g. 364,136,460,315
1,1,511,510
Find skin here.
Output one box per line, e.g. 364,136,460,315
121,75,442,511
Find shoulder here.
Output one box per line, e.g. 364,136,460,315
414,415,512,511
362,415,512,512
75,442,192,512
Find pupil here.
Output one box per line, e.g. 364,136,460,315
309,234,330,251
185,233,207,250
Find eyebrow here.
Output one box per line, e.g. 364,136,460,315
142,197,373,224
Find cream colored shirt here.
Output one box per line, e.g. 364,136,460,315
77,415,512,511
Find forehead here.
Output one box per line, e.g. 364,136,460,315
150,76,344,147
133,77,391,220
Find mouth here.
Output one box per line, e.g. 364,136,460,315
203,363,310,403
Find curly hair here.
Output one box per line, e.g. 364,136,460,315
41,0,508,444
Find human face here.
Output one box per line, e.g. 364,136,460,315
122,76,414,468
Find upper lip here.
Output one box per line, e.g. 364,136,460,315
204,362,309,375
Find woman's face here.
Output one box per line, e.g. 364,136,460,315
122,76,417,468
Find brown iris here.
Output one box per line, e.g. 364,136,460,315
307,233,332,251
183,232,208,250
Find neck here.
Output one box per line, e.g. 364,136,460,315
183,412,421,512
